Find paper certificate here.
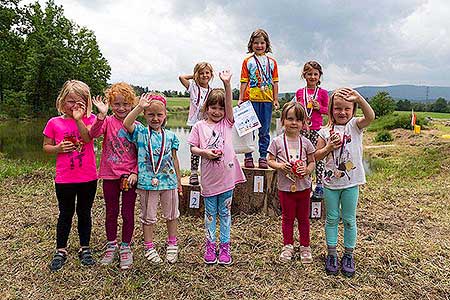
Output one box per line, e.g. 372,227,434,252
233,101,262,137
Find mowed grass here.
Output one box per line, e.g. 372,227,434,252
1,126,450,299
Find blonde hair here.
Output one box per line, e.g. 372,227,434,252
301,61,323,86
193,62,214,86
281,101,306,125
56,80,92,117
326,88,358,127
247,28,272,53
105,82,137,106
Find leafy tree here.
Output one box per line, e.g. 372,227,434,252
369,91,396,118
396,99,412,111
431,97,448,113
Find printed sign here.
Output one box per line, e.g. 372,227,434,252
311,201,322,219
253,176,264,193
189,191,200,209
233,101,261,137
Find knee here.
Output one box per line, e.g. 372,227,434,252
141,216,157,225
342,216,356,229
326,213,340,227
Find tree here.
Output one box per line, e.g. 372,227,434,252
396,99,412,111
431,97,448,113
369,91,396,118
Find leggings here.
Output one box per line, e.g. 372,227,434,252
324,186,359,248
55,180,97,249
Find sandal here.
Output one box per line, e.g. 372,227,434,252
144,247,162,264
279,244,294,262
300,246,313,264
189,173,199,185
49,250,67,271
79,247,95,266
166,245,179,264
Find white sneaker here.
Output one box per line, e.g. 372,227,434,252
144,247,162,264
166,245,179,264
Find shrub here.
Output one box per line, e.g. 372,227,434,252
370,91,396,117
374,130,394,142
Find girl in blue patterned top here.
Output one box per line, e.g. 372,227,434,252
124,93,182,264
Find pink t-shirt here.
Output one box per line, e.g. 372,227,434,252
295,87,329,130
43,115,97,184
188,118,246,197
268,134,315,192
89,115,138,180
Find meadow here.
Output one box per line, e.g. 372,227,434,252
0,115,449,299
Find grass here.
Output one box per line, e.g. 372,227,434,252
1,123,450,299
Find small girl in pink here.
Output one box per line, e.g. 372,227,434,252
188,70,246,265
89,82,138,270
43,80,97,271
295,61,329,198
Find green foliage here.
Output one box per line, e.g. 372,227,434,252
374,130,394,142
370,91,396,117
0,0,111,117
368,112,429,132
0,90,30,119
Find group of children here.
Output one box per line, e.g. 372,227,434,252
43,28,375,278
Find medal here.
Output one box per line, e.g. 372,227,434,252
283,133,304,178
301,86,318,127
254,55,273,100
196,84,211,106
148,127,166,187
290,183,296,192
330,125,353,180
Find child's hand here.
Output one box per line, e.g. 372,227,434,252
219,70,232,83
237,99,245,106
204,149,221,160
297,164,309,176
138,93,152,109
337,88,363,103
128,173,138,186
312,100,320,110
273,100,280,110
326,134,342,151
280,162,292,173
92,96,109,117
72,102,86,120
177,182,183,196
58,140,76,153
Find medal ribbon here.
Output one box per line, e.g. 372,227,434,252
196,83,211,106
253,55,271,87
283,134,303,164
330,124,348,169
148,127,165,175
303,86,319,119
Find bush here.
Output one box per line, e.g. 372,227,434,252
370,91,396,118
0,90,32,119
374,130,394,142
368,112,429,132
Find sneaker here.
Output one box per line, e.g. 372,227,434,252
312,185,324,199
100,242,118,265
258,158,268,169
325,254,339,275
144,247,162,264
79,247,95,266
299,246,313,264
166,245,178,264
204,240,217,264
279,244,294,262
244,157,255,168
341,253,356,277
49,250,67,271
218,242,232,265
119,245,133,270
189,173,199,185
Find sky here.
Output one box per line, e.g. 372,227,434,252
25,0,450,92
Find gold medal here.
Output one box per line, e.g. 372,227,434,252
290,183,296,192
307,101,313,109
151,178,159,187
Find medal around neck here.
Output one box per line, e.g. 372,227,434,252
148,127,166,187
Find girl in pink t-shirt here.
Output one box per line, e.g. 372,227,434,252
294,61,329,199
43,80,97,271
267,102,316,264
89,82,138,270
188,70,246,265
179,62,214,186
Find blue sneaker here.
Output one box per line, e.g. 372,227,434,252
312,185,324,199
325,255,339,275
341,253,355,277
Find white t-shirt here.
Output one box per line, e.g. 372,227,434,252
187,81,211,126
318,117,366,189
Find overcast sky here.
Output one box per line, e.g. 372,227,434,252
27,0,450,92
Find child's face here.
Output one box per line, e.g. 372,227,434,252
198,68,212,87
206,103,225,123
283,108,304,135
63,92,86,117
304,68,321,87
111,94,132,120
332,97,354,125
252,36,267,55
144,102,166,131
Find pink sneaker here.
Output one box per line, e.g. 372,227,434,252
204,240,217,264
218,243,232,265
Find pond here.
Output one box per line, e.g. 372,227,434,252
0,113,281,170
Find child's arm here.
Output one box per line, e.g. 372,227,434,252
273,82,279,110
219,70,234,123
267,153,292,173
172,149,182,193
190,145,221,160
73,102,91,143
337,88,375,129
89,96,109,138
43,136,75,154
315,136,340,161
300,152,316,176
123,94,150,133
179,74,193,90
238,82,248,106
